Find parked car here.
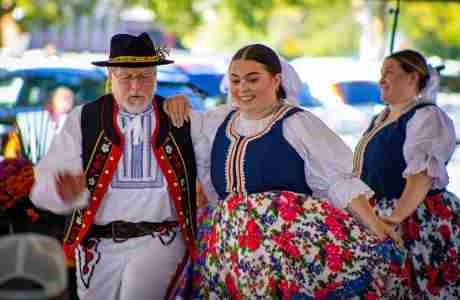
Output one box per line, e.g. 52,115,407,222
169,63,226,109
175,63,224,97
331,80,383,106
0,66,207,125
0,66,209,154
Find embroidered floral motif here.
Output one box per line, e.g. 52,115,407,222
165,144,173,154
194,191,392,299
372,191,460,299
77,238,101,289
87,178,96,186
64,135,112,252
85,137,112,193
101,143,110,153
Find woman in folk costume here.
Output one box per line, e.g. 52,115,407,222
353,49,460,299
166,44,401,299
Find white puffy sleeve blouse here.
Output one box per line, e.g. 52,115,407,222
402,105,457,189
191,105,373,209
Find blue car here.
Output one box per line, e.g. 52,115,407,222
330,80,383,106
0,66,206,126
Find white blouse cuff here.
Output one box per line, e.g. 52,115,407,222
328,177,374,209
403,155,448,188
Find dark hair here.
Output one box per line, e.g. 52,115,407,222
231,44,286,99
386,49,429,91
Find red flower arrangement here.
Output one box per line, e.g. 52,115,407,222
0,158,35,209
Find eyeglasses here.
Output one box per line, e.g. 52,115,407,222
112,72,156,84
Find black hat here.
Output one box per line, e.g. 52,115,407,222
92,32,173,67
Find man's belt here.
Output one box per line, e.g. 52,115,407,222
86,220,179,243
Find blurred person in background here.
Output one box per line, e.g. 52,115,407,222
2,86,75,163
0,85,77,244
354,49,460,299
0,88,78,300
0,86,77,242
26,32,198,300
164,43,401,299
46,86,75,131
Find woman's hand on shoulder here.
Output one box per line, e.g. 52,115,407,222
163,94,192,128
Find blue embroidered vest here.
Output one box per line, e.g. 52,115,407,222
360,103,435,200
211,105,312,200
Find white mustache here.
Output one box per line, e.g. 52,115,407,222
128,93,144,98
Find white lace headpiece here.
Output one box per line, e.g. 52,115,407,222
417,64,440,104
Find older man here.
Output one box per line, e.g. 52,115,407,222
30,33,197,300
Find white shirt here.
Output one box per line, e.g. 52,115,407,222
402,105,457,189
191,104,373,209
31,105,175,224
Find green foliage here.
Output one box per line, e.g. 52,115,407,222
143,0,202,37
279,2,360,57
16,0,64,28
192,1,359,58
12,0,98,29
4,0,460,60
400,2,460,59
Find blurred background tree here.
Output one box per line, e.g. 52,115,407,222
0,0,98,48
400,1,460,59
2,0,460,60
125,0,202,39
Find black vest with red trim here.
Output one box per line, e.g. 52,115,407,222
63,94,197,260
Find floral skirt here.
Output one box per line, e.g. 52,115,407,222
192,191,397,300
372,190,460,299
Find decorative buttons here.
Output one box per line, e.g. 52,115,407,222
101,144,110,153
165,145,173,154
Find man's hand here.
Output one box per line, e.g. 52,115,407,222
55,172,86,203
163,95,192,127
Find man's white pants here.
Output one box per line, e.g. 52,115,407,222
75,233,185,300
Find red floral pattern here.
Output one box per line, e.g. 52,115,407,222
194,191,391,299
372,191,460,299
0,158,35,209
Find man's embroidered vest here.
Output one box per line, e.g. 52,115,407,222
62,95,197,263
